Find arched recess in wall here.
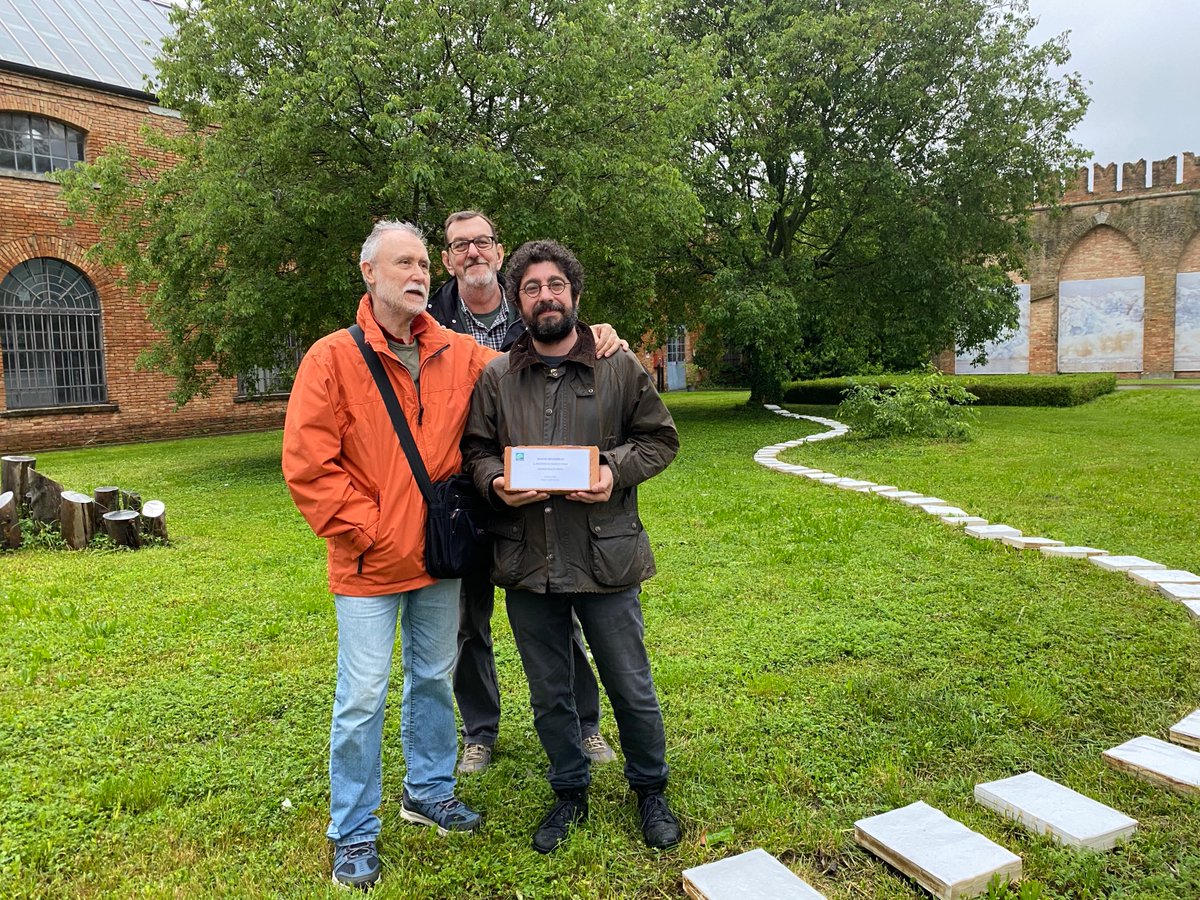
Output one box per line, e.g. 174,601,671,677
0,258,108,410
1174,232,1200,373
1057,225,1145,373
955,280,1030,374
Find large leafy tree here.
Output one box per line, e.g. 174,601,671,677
673,0,1088,401
60,0,710,402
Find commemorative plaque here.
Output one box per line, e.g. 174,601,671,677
504,445,600,493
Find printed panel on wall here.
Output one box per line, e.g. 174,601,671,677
1058,276,1144,372
1175,272,1200,370
956,284,1030,374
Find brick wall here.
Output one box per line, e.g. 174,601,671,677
0,69,286,453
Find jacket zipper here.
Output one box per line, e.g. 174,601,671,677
417,344,450,426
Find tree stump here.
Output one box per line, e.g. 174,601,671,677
1,456,36,509
0,490,21,550
93,486,120,530
140,500,169,543
60,491,95,550
120,489,143,512
26,470,65,524
102,510,141,549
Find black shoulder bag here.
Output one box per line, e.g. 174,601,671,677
348,324,491,579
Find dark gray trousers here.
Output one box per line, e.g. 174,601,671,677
454,570,601,746
505,586,668,794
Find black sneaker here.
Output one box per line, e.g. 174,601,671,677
532,791,588,854
332,840,381,891
637,793,681,849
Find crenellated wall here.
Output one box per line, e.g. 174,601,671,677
957,152,1200,378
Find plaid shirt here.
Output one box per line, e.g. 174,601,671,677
459,299,512,351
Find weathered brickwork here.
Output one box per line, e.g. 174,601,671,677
1021,153,1200,377
0,69,286,452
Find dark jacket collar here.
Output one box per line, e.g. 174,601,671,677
508,321,596,374
427,273,526,349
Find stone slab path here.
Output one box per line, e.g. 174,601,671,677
854,801,1021,900
682,848,826,900
973,771,1136,851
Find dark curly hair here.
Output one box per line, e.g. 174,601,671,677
504,240,584,304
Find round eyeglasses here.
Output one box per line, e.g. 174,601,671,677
519,278,570,299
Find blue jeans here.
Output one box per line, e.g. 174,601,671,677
328,579,460,846
505,586,668,795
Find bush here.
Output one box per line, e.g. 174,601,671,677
836,368,977,440
785,373,1116,407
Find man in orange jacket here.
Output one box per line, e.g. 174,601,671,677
284,221,494,890
283,220,626,890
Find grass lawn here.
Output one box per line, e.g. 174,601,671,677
2,389,1198,898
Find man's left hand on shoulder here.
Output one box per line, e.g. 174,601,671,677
590,324,629,358
565,465,614,504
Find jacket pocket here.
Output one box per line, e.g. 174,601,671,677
487,514,530,587
587,509,652,588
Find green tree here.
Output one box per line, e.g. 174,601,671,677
60,0,711,403
672,0,1088,402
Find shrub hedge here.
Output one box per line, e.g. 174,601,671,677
784,373,1117,407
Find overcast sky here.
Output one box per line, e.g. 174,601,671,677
1025,0,1199,169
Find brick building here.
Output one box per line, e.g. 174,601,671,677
0,0,287,453
954,153,1200,377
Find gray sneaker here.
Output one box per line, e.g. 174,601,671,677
582,732,617,765
331,840,381,890
400,788,482,835
457,742,493,774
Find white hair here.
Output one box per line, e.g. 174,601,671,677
360,220,426,268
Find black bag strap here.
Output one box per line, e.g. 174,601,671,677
348,324,436,507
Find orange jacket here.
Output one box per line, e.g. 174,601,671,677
283,294,497,596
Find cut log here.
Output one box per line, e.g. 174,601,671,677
140,500,169,543
60,491,95,550
102,509,142,549
26,469,65,524
0,490,21,550
119,489,143,512
1,455,36,508
93,486,119,512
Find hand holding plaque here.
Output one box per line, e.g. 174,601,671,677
504,445,600,494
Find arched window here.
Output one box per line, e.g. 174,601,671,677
0,113,85,174
0,259,108,409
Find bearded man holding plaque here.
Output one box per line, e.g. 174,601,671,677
461,239,681,854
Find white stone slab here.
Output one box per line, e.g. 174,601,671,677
943,516,988,527
965,524,1021,541
868,485,898,493
801,471,830,479
899,495,944,507
876,490,922,500
1184,600,1200,620
1170,710,1200,750
833,479,875,490
812,473,841,482
1159,582,1200,602
682,849,826,900
1040,546,1108,558
923,505,967,517
1103,736,1200,795
1128,569,1200,587
999,536,1064,550
973,771,1136,851
854,801,1021,900
1089,555,1166,573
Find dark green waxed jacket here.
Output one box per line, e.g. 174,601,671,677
461,322,679,594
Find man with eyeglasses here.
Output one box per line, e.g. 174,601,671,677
462,239,681,854
428,210,617,777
